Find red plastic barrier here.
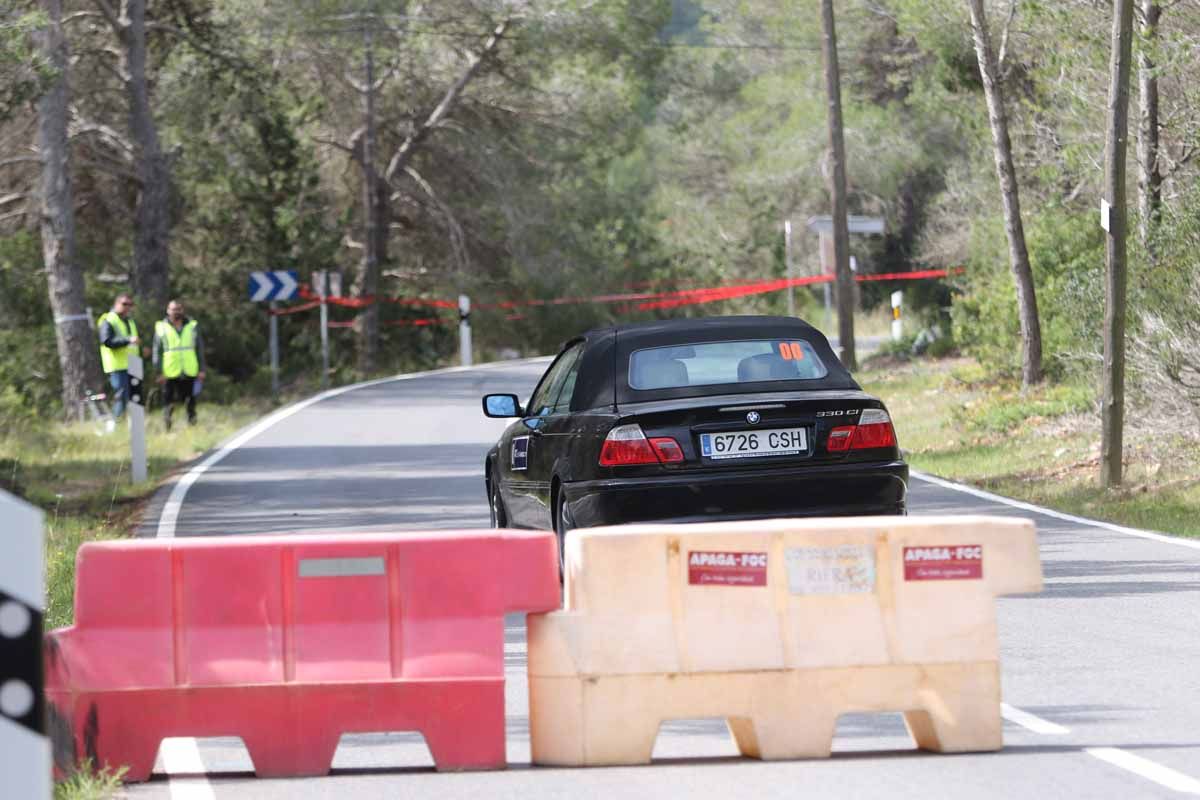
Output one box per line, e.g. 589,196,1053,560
44,530,560,781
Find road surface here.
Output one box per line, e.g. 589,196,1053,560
127,359,1200,799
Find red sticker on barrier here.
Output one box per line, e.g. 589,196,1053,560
903,545,983,581
688,551,768,586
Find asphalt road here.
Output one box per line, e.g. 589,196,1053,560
128,359,1200,799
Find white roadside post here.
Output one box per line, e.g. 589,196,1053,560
315,270,330,390
127,353,148,482
459,294,473,367
891,290,904,342
0,490,50,800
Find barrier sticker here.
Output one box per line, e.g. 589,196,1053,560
904,545,983,581
785,544,875,595
688,551,767,587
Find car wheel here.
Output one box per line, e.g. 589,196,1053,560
488,477,508,528
554,493,575,578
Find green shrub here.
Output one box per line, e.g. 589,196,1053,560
952,206,1103,380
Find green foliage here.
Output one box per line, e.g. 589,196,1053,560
952,207,1103,379
954,379,1095,434
0,233,63,424
53,759,126,800
0,5,51,115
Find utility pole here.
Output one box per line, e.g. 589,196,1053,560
358,13,380,375
784,219,795,317
819,0,855,370
1101,0,1135,489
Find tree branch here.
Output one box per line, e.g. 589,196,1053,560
64,11,107,26
998,0,1018,72
402,166,469,274
312,135,354,155
75,154,141,183
88,0,122,32
68,113,135,161
0,209,32,225
0,158,41,170
145,21,246,71
383,17,511,185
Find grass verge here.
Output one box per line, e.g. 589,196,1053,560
2,400,272,632
53,761,127,800
858,356,1200,538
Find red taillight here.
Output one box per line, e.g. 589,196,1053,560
827,425,855,452
649,437,684,463
826,409,897,452
599,424,684,466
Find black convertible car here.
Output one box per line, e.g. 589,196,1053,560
482,316,908,559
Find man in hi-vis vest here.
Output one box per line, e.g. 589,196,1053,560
152,299,207,431
97,294,140,427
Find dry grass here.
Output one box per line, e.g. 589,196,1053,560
858,356,1200,538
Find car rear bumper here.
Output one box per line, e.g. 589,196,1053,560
561,460,908,528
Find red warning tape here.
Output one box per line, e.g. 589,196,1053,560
268,268,964,318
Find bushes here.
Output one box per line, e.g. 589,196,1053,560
1129,186,1200,426
952,206,1104,380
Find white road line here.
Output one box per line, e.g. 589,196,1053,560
155,358,547,797
1086,747,1200,794
1000,704,1070,735
916,473,1200,792
159,739,216,800
911,470,1200,552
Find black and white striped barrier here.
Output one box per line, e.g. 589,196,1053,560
0,490,49,798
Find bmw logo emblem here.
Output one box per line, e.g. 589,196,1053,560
746,411,761,425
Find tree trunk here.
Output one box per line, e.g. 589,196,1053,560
967,0,1043,387
1136,0,1161,250
1101,0,1135,489
819,0,855,371
357,27,380,375
120,0,171,311
36,0,102,420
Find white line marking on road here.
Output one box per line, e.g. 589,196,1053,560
1000,704,1070,735
1086,747,1200,794
160,739,216,800
156,357,549,796
911,470,1200,552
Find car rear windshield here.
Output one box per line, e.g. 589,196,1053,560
628,339,829,390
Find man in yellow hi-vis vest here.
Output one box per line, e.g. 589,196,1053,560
152,299,207,431
97,294,141,425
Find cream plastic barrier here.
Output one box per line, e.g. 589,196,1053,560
528,515,1041,766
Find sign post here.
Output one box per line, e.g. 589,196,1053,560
891,290,903,342
269,302,280,399
314,270,331,390
127,353,147,482
248,271,298,400
0,490,49,800
459,294,472,367
807,215,885,336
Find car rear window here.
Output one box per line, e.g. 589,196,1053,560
628,339,829,390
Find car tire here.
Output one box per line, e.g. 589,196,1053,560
554,493,575,579
488,477,508,529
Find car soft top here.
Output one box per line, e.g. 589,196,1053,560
607,315,860,404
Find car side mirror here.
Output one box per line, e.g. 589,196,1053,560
483,393,522,418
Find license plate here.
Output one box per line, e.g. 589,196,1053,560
700,427,808,460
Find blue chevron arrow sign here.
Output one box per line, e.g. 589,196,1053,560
248,270,299,302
